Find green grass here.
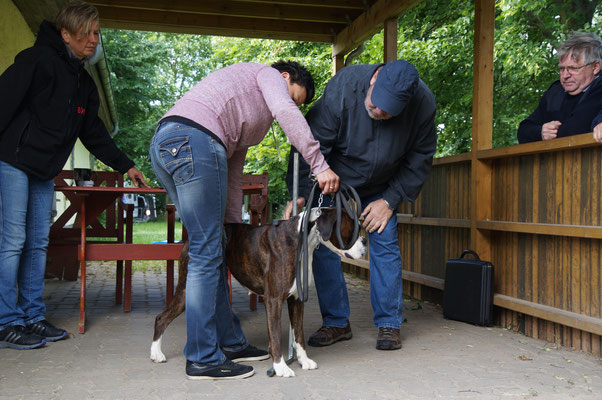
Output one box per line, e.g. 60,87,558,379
123,217,184,273
131,219,184,244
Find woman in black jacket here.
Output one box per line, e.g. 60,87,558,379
0,0,146,350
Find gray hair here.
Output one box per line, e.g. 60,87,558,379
54,0,99,36
558,32,602,64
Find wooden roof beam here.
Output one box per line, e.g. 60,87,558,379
233,0,371,9
90,0,364,24
332,0,422,57
96,6,341,42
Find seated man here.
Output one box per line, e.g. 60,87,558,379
517,32,602,143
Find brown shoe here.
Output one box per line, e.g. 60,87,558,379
307,323,352,347
376,327,401,350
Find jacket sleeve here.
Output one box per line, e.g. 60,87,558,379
517,90,551,144
0,50,37,136
78,84,134,174
591,110,602,130
383,105,437,207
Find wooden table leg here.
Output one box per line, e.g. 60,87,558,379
124,260,132,312
78,200,87,334
123,206,133,312
115,260,123,305
166,204,176,305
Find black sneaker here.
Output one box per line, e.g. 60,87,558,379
0,325,46,350
26,320,67,342
185,359,254,380
222,344,269,362
307,322,352,347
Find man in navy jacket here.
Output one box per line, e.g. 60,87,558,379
517,32,602,144
285,60,437,351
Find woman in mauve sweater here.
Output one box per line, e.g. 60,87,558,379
149,60,338,380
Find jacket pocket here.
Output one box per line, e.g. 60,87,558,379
158,135,194,184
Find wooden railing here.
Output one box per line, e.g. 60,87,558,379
343,132,602,356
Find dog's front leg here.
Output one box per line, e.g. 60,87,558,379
265,294,295,377
287,297,317,371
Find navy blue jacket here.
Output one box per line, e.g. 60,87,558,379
517,77,602,144
0,21,133,180
287,64,437,208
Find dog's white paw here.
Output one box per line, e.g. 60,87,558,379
150,338,166,363
273,359,295,377
299,357,317,370
295,343,318,370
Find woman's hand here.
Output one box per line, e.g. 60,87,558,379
315,168,339,195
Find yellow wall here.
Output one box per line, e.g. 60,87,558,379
0,0,35,74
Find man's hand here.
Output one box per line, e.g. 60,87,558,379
361,199,394,234
127,167,149,188
315,168,339,195
283,197,306,219
541,121,561,141
594,122,602,143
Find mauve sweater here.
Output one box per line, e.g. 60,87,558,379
162,62,329,222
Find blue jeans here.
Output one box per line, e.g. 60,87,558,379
149,121,248,365
313,193,403,329
0,161,54,329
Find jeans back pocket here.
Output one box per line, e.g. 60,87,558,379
158,135,194,184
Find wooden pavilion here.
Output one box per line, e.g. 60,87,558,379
8,0,602,357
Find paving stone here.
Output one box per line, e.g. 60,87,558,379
1,262,600,399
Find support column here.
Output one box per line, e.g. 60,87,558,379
383,18,398,62
470,0,495,260
332,52,344,75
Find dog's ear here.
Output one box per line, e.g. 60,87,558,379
316,209,336,242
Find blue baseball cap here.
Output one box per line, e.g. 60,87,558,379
371,60,419,116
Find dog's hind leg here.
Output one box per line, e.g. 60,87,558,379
150,286,186,363
287,297,317,371
151,243,189,363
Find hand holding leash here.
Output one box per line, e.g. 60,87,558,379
315,168,339,195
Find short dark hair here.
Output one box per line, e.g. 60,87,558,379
271,60,315,104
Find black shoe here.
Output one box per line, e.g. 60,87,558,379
376,327,402,350
26,320,67,342
185,359,254,380
222,344,269,362
0,325,46,350
307,322,352,347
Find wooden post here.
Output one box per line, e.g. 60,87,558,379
383,18,398,62
470,0,494,259
332,52,344,75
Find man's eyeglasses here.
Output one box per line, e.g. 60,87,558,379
557,62,595,74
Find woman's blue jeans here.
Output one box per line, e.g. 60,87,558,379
0,161,54,329
312,193,403,329
149,121,248,365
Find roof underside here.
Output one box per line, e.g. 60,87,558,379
12,0,421,56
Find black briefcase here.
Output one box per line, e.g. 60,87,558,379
443,250,494,326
